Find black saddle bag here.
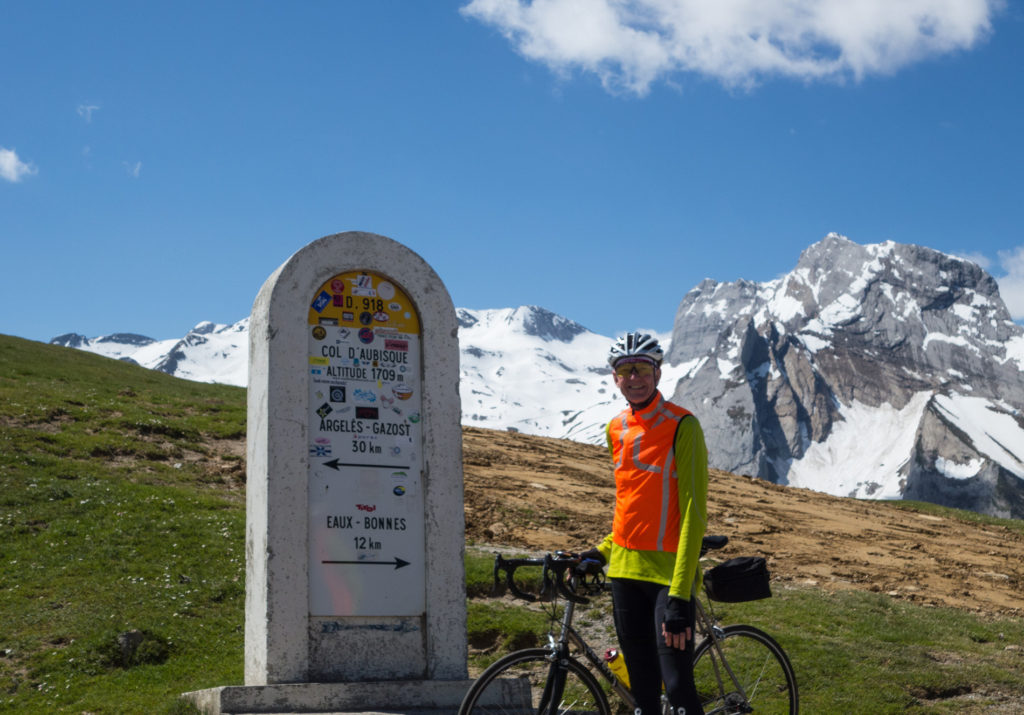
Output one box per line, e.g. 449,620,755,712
704,556,771,603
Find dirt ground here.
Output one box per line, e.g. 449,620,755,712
461,426,1024,617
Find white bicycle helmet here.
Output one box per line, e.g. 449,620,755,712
608,332,664,367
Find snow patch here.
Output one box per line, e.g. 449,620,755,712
786,393,932,499
818,293,862,326
932,394,1024,479
1003,334,1024,370
923,332,971,350
717,357,736,379
934,456,984,480
798,331,829,353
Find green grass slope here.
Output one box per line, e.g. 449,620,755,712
2,334,1022,714
1,335,246,713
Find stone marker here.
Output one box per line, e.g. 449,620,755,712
183,232,471,713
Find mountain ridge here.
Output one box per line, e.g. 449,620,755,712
662,234,1024,518
50,235,1024,518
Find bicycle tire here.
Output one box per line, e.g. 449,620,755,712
459,647,613,715
693,624,798,715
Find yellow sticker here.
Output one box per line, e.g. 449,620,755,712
308,271,420,334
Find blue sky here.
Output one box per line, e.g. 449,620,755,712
2,0,1022,343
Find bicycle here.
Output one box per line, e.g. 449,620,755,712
459,535,798,714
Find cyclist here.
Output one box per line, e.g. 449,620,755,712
579,332,709,715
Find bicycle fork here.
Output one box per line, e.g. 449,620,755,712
536,639,574,713
535,597,581,714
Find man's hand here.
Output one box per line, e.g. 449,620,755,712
573,547,606,576
575,558,604,576
662,596,692,649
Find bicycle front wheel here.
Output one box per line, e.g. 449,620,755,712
459,647,612,715
693,624,798,715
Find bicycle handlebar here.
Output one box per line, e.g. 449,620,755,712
491,536,730,605
492,553,545,602
546,553,593,604
492,552,593,604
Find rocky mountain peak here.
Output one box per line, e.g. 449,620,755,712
50,333,90,349
50,332,156,349
96,333,157,346
667,234,1024,517
458,305,589,343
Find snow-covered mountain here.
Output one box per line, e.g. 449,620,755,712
53,307,637,444
456,306,691,444
51,234,1024,518
51,320,249,387
666,234,1024,518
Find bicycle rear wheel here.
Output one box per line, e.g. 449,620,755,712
459,647,612,715
693,624,798,714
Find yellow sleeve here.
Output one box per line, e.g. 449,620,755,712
669,415,709,600
595,420,614,561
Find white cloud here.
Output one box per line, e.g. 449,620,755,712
462,0,1002,95
77,104,100,122
996,246,1024,321
124,161,142,178
0,147,37,182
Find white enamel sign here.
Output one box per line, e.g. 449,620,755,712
306,270,425,616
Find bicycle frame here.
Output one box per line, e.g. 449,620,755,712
693,598,750,714
478,541,792,715
547,586,762,715
550,595,637,710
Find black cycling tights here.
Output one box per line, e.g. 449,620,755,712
611,578,704,715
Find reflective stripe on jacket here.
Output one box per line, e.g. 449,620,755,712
608,393,693,553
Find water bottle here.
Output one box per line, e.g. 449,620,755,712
604,647,630,688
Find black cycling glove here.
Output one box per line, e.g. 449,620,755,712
574,547,606,575
662,596,691,634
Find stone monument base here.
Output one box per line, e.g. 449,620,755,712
182,679,477,714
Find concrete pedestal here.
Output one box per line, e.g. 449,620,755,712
184,232,466,713
182,679,477,714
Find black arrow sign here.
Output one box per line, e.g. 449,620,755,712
322,459,410,470
322,557,411,570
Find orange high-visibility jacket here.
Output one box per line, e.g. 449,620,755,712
607,395,694,553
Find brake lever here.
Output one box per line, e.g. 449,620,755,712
494,554,537,602
550,553,590,605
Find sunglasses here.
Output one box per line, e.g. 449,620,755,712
614,362,656,379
